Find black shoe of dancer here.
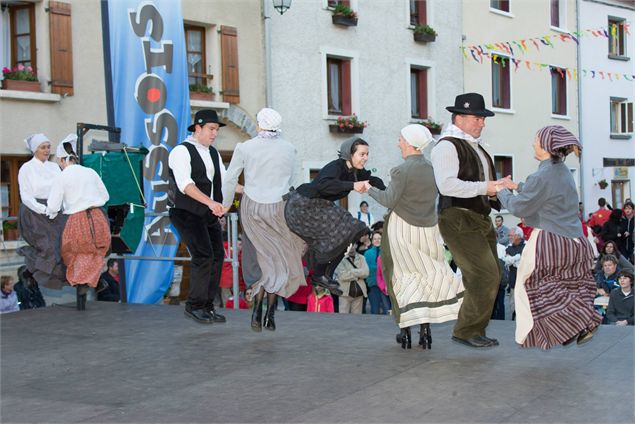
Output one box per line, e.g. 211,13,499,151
251,289,264,332
310,275,343,296
263,293,277,331
396,327,412,349
207,305,227,323
419,323,432,350
76,284,88,311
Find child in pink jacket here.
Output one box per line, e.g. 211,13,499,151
307,286,334,313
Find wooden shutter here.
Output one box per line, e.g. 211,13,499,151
626,102,633,133
220,26,240,104
418,1,427,25
550,0,559,27
49,1,73,96
418,69,428,118
341,60,351,116
501,58,510,109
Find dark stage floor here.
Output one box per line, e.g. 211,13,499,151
1,302,633,423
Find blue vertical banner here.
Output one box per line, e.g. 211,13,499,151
107,0,190,303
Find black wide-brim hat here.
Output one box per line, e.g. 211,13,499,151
188,109,226,132
446,92,495,117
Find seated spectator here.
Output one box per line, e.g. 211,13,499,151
370,221,384,235
97,259,121,302
13,265,46,310
0,276,19,314
606,270,634,326
600,208,624,247
356,233,371,255
334,244,369,314
494,215,509,246
595,255,621,295
307,286,334,313
594,240,633,275
517,217,533,241
225,292,249,310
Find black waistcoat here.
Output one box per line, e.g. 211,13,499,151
168,142,223,217
437,136,501,216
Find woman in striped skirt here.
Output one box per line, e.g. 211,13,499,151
497,126,601,349
367,125,464,350
221,108,306,332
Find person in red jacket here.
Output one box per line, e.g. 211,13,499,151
588,197,612,229
307,286,334,313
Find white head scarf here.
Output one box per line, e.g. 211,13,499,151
400,124,433,151
256,108,282,132
56,133,78,159
24,133,50,153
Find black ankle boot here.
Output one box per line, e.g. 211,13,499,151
396,327,411,349
263,294,277,331
76,285,88,311
419,324,432,350
251,295,263,332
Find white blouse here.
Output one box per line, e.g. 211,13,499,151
17,157,62,214
46,164,110,218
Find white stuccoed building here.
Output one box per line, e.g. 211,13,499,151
266,0,464,218
578,0,634,214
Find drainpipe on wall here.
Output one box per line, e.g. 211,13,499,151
576,0,586,214
263,0,273,107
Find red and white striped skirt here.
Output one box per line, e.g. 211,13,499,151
514,229,601,349
61,208,111,287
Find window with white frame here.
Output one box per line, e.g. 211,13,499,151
410,0,428,26
490,0,510,13
491,55,511,109
494,156,513,180
550,66,567,116
327,56,352,115
2,3,36,74
610,98,634,135
608,17,627,58
410,66,429,119
550,0,566,29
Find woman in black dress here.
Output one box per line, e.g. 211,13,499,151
284,138,385,294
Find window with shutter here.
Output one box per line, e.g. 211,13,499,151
8,4,36,73
550,0,560,27
410,67,428,119
492,56,511,109
327,56,351,116
410,0,427,26
550,66,566,115
220,26,240,104
49,1,73,96
610,98,634,135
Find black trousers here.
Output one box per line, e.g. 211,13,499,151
169,208,224,311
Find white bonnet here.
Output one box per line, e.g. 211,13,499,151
56,133,78,159
256,108,282,131
400,124,434,151
24,133,50,153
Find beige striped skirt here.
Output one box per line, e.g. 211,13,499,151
240,195,307,298
387,212,464,328
515,229,601,349
61,208,111,287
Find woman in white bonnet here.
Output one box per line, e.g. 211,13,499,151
367,124,464,350
16,133,66,289
47,135,110,310
221,107,306,332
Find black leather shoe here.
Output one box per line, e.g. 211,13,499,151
562,333,578,346
420,324,432,350
480,335,499,346
263,305,276,331
396,328,411,349
207,306,226,323
184,309,213,324
576,329,594,345
311,276,343,296
451,336,495,348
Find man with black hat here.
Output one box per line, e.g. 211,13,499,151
168,109,227,324
431,93,503,348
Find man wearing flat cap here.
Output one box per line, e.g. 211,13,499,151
431,93,503,348
168,109,227,324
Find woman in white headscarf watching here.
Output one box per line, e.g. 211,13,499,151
367,125,464,350
47,136,111,310
16,133,65,289
221,108,306,332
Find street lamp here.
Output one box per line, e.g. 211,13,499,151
272,0,292,15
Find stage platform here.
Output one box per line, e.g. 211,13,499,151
1,302,633,423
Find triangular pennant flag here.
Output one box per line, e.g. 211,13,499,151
566,68,572,79
506,42,514,55
544,36,554,46
556,67,564,78
525,61,532,70
599,71,605,79
608,73,613,81
513,40,524,53
531,39,541,50
573,69,578,80
461,47,468,59
591,70,596,78
602,30,609,38
470,48,480,63
512,58,520,71
520,39,528,51
615,73,620,80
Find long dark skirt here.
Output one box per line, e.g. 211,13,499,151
284,191,368,267
17,201,67,289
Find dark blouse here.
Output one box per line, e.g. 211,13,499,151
296,158,385,201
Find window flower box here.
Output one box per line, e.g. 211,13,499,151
413,25,437,43
329,114,367,134
189,83,215,101
332,4,358,27
2,220,19,241
418,119,442,135
1,79,41,92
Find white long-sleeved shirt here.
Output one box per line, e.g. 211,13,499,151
221,135,296,208
168,137,226,196
46,164,109,218
430,124,492,198
17,157,61,214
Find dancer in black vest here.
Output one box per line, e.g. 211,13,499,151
431,93,504,348
168,110,227,324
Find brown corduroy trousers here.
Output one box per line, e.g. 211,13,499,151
438,207,501,339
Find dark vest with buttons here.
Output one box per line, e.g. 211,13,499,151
168,141,223,217
437,137,501,216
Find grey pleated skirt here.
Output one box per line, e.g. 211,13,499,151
17,201,68,289
240,194,307,298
